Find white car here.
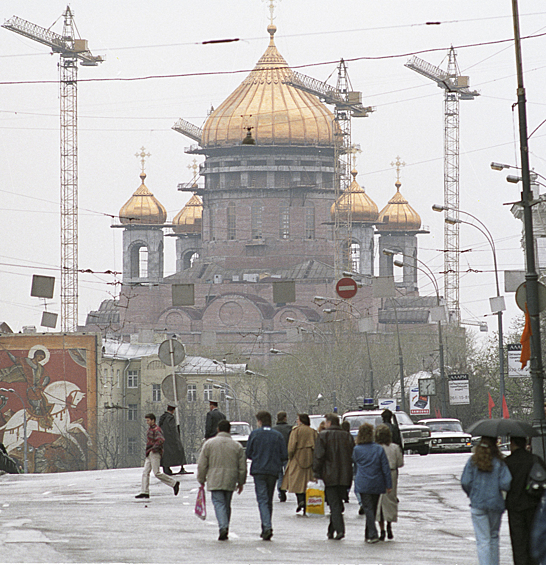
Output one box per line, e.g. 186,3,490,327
417,418,472,453
309,414,325,430
230,421,252,449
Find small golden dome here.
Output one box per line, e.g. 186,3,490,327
377,181,421,232
173,193,203,234
119,172,167,225
201,25,335,147
330,170,378,223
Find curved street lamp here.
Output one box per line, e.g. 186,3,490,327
433,204,506,418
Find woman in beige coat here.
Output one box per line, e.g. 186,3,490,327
375,424,404,540
281,414,318,514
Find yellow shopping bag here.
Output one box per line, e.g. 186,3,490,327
306,479,325,515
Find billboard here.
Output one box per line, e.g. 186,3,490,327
507,344,531,378
448,374,470,405
0,334,99,472
409,386,430,415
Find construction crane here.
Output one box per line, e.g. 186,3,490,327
405,48,479,324
3,7,103,332
284,61,374,277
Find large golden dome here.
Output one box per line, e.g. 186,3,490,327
377,181,421,231
119,172,167,225
330,169,378,223
201,25,335,147
173,193,203,234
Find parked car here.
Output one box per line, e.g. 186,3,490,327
230,421,252,449
417,418,472,453
342,409,431,455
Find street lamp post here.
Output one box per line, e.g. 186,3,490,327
433,205,506,418
0,387,27,473
383,249,447,415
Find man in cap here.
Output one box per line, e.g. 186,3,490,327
159,405,190,475
205,400,226,440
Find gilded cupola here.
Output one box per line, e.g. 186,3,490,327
119,172,167,225
173,193,203,234
377,181,421,232
201,25,335,147
330,169,378,223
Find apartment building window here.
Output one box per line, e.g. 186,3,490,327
128,437,138,455
187,384,197,402
127,370,139,388
152,384,161,402
203,384,214,402
128,404,138,421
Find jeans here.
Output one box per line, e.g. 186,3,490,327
360,493,380,540
210,490,233,531
254,474,277,532
471,507,503,565
325,485,347,536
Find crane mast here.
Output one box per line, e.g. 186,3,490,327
3,7,102,332
284,61,373,277
405,48,479,324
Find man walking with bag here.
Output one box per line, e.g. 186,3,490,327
197,419,247,541
135,413,180,499
246,410,288,541
313,413,354,540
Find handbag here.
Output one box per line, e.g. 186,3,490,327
526,458,546,498
305,479,325,515
194,484,207,520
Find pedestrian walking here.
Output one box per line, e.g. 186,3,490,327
375,423,404,541
531,493,546,565
461,435,512,565
505,436,546,565
281,414,317,514
352,423,392,544
273,411,292,502
159,405,190,475
135,413,180,499
246,410,288,541
205,400,226,440
313,413,354,540
197,419,247,541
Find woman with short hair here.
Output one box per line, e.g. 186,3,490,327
352,423,392,544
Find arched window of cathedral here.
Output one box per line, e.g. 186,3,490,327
158,240,164,278
209,206,214,240
305,203,315,239
139,247,148,278
279,201,290,239
350,242,360,273
251,201,264,239
227,202,236,240
183,251,200,270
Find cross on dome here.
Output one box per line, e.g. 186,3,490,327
263,0,279,26
135,146,151,173
391,156,406,187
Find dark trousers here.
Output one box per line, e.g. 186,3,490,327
360,493,380,540
508,507,539,565
325,485,347,536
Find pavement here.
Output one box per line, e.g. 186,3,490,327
0,452,514,564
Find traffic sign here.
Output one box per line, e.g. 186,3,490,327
515,281,546,312
336,277,358,299
158,339,186,366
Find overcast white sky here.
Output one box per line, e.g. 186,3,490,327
1,0,545,339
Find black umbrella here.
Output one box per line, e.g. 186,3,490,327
467,418,538,438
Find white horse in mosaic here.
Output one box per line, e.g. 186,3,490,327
0,380,91,461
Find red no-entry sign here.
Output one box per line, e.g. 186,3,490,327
336,277,358,299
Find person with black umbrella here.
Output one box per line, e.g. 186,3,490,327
505,436,546,565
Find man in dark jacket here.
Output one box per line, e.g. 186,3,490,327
159,405,190,475
273,411,292,502
505,436,546,565
246,410,288,541
313,413,354,540
205,400,226,440
381,409,402,448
